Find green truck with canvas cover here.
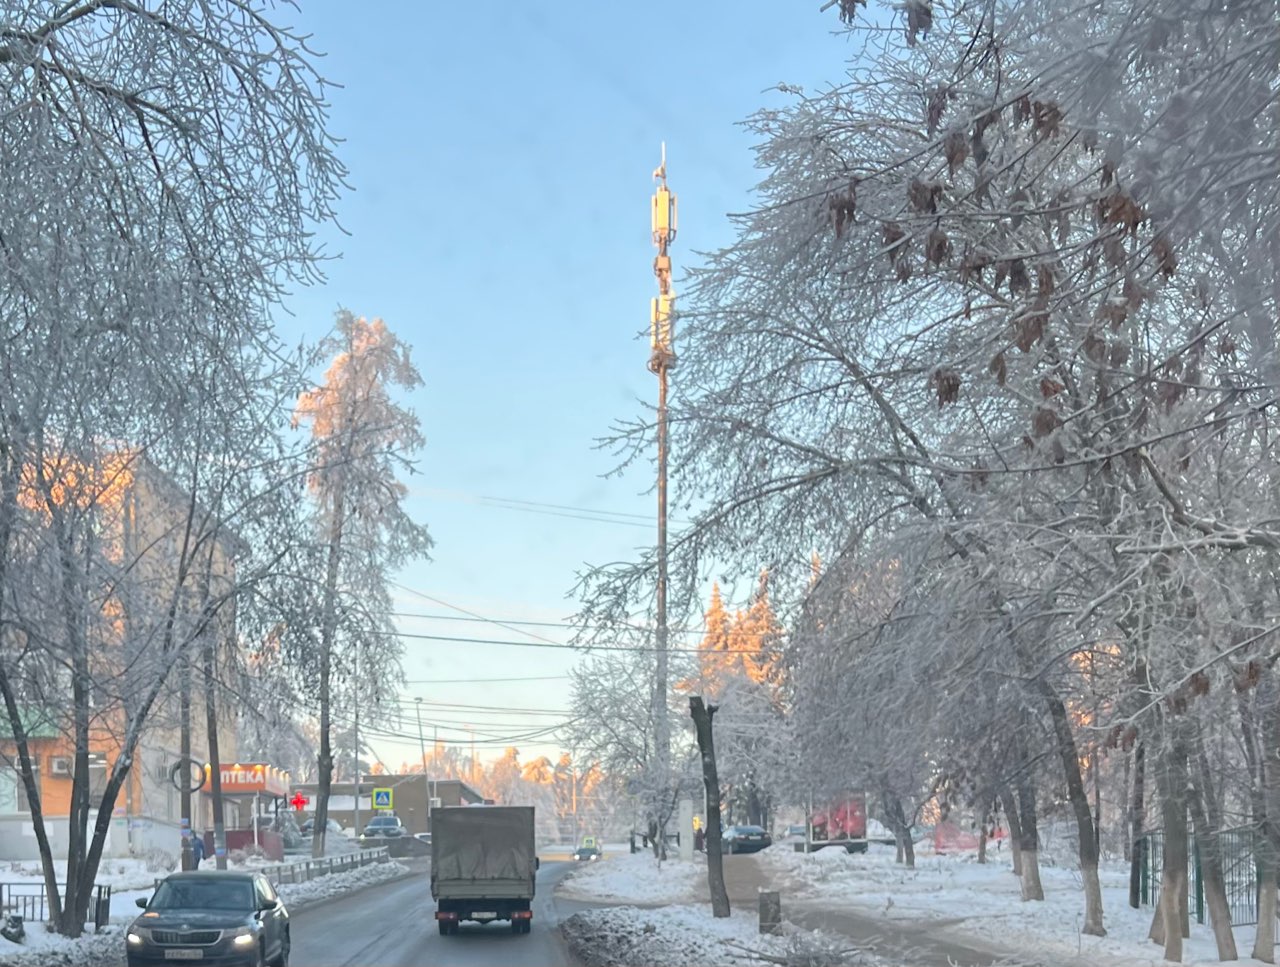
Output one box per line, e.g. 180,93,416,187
431,805,539,934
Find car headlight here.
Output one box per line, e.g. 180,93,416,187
232,929,256,947
127,930,147,945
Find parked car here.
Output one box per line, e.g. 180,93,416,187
572,844,601,862
782,824,807,840
299,817,347,838
723,824,772,854
413,831,432,845
126,870,289,967
360,814,407,839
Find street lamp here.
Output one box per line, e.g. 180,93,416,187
414,698,431,834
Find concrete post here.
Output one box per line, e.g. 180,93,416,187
758,890,782,934
678,798,694,861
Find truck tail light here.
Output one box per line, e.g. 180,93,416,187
513,910,533,920
435,912,458,921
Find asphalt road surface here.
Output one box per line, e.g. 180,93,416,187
287,861,582,967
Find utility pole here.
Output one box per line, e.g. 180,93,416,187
179,647,194,871
353,642,361,839
649,143,678,846
415,698,430,834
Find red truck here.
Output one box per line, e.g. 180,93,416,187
804,792,869,853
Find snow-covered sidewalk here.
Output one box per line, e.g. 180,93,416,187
556,849,706,905
755,842,1273,967
0,859,409,967
562,903,881,967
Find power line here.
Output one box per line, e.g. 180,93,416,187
416,488,692,529
383,628,757,655
391,583,565,646
388,609,708,638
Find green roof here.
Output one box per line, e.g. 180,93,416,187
0,707,61,741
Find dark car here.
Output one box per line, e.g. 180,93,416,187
360,814,406,839
572,845,601,862
723,824,772,854
126,870,289,967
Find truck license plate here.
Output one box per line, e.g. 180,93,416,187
473,911,497,919
164,951,204,961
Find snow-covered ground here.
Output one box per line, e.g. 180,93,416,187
0,860,408,967
757,841,1273,967
557,848,705,904
562,903,877,967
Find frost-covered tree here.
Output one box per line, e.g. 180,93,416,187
578,0,1275,953
294,310,431,857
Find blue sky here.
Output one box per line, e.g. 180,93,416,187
274,2,854,770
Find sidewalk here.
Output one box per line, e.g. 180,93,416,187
719,854,1044,967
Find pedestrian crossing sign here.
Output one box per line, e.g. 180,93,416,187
373,788,392,809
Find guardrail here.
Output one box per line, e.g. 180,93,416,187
154,846,391,890
0,882,113,932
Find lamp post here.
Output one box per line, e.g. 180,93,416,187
414,698,431,834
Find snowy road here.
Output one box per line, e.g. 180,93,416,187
287,861,583,967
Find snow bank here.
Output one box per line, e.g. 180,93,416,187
756,842,1273,967
275,859,406,907
557,849,704,905
562,904,877,967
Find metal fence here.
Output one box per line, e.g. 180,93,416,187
0,882,113,932
1139,827,1269,927
153,846,390,890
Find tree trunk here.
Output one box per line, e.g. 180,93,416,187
978,824,988,864
1038,681,1105,934
1000,785,1024,878
883,792,916,869
1188,778,1237,960
312,490,345,859
203,626,228,870
1129,741,1146,909
690,697,730,917
1150,730,1190,961
0,468,64,930
57,521,92,937
1253,678,1280,962
1016,773,1044,901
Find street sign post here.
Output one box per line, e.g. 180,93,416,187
372,788,393,810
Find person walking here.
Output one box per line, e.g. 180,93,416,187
190,831,206,869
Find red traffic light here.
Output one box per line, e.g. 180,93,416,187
290,792,309,811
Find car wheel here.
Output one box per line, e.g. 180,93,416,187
270,928,290,967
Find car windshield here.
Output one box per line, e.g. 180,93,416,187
368,817,396,826
150,879,255,912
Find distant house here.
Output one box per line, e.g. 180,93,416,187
0,454,250,862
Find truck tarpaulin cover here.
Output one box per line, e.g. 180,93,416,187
434,806,535,881
811,794,867,838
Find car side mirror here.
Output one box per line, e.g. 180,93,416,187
535,858,540,870
261,898,279,911
135,898,148,909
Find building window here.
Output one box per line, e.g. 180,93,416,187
1,762,42,813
